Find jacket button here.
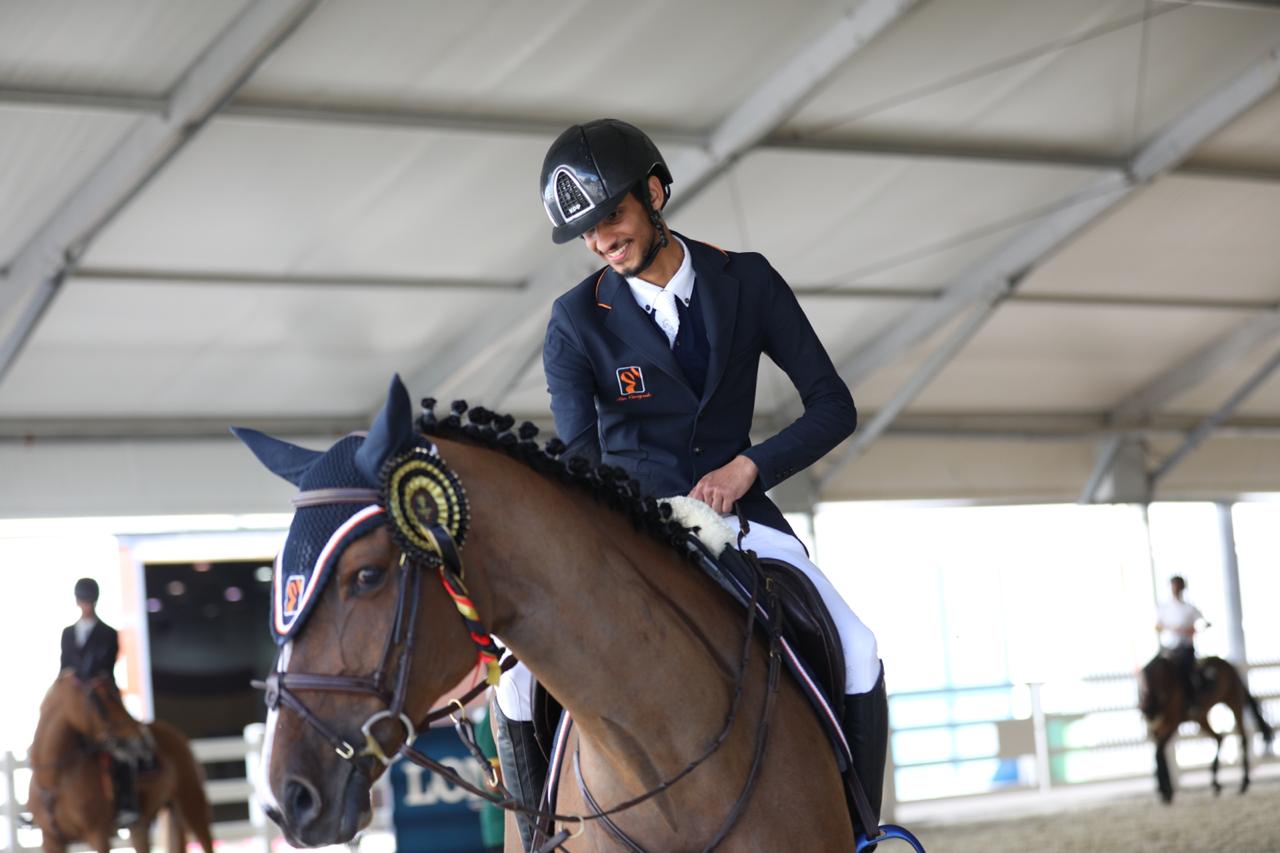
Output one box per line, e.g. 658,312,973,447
693,446,703,456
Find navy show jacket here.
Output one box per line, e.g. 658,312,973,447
60,618,120,683
542,235,856,534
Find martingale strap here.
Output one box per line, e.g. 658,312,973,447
438,558,504,685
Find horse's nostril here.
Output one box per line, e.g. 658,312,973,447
284,777,322,827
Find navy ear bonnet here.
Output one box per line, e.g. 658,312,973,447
234,375,424,644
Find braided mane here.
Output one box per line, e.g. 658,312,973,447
417,398,696,559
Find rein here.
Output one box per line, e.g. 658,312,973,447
256,441,787,850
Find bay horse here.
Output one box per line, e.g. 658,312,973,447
242,376,883,851
1138,654,1274,803
27,673,214,853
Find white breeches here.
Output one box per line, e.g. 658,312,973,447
740,521,879,695
495,520,879,721
495,648,536,722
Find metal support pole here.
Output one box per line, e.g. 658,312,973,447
1029,683,1052,793
881,728,897,824
243,723,272,853
1217,503,1248,668
3,751,19,853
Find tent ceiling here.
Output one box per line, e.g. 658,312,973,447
80,120,564,278
1021,174,1280,301
0,1,251,94
2,0,1279,517
0,109,135,261
784,0,1280,156
239,0,853,128
1191,87,1280,170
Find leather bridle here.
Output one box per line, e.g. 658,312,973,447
253,520,437,768
253,460,505,771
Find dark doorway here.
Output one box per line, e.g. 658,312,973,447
145,559,276,823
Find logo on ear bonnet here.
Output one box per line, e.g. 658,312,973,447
283,575,305,616
380,446,470,566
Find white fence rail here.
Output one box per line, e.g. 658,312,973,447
884,661,1280,814
6,665,1278,848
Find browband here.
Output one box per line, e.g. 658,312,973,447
292,488,382,508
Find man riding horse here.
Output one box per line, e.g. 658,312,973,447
492,118,889,847
1155,574,1208,716
58,578,140,827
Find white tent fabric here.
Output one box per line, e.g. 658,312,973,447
2,0,1279,516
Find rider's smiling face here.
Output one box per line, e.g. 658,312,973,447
580,178,664,277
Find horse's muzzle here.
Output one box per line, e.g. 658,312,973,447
273,767,372,847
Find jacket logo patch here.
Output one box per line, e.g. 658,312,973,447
616,366,646,396
283,574,305,617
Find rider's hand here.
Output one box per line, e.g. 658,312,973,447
689,455,758,514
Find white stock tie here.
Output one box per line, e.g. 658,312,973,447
652,289,680,348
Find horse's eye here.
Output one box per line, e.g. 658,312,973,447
354,566,386,593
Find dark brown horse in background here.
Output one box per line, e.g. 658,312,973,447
247,380,874,851
27,673,214,853
1139,654,1273,803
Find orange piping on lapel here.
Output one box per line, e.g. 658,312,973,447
694,239,729,257
593,268,611,309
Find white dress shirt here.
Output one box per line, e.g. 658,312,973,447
626,236,694,348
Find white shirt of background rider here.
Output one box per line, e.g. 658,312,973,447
74,616,98,647
1157,598,1203,650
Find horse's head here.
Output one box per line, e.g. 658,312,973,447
237,376,481,847
44,674,142,753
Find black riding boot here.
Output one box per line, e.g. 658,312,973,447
493,703,548,852
842,664,889,846
111,754,140,827
1178,648,1201,716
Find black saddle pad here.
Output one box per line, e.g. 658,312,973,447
758,557,846,712
713,546,845,712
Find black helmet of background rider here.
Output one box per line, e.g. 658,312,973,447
541,119,674,275
74,577,100,604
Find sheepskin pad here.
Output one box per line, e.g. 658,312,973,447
659,496,737,555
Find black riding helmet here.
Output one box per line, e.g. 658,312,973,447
74,577,100,604
540,118,673,245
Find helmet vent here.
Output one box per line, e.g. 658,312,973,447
553,167,595,222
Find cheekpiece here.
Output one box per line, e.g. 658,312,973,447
379,445,470,566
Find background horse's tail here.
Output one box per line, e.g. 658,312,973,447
150,720,215,853
165,801,185,853
1245,687,1274,746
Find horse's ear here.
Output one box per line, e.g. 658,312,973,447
231,427,324,487
355,374,416,484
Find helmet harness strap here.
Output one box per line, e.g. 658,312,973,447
630,179,670,278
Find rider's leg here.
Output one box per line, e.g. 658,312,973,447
737,523,887,833
110,751,140,826
843,666,889,836
1178,645,1200,713
495,661,546,851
